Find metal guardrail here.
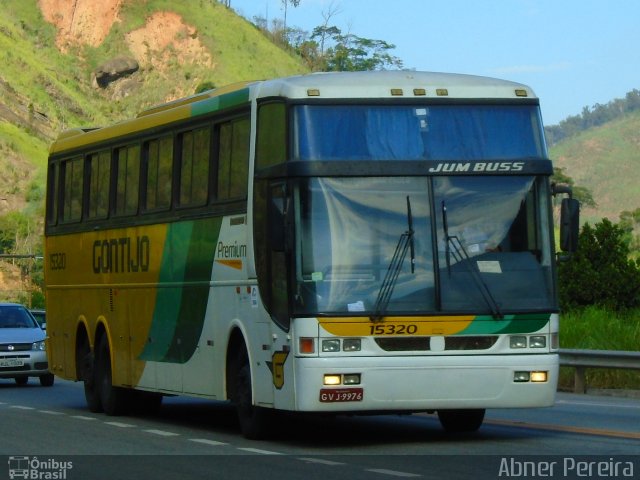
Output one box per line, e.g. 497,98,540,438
559,348,640,393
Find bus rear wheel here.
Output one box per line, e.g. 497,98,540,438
78,340,102,412
231,347,271,439
95,335,130,416
437,409,485,433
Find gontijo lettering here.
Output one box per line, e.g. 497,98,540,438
92,236,150,273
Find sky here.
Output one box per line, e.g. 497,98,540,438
228,0,640,125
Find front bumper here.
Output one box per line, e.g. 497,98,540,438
292,353,558,412
0,350,49,378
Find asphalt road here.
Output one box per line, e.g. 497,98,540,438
0,378,638,480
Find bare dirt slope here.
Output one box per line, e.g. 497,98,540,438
38,0,212,71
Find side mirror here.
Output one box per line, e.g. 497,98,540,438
560,197,580,252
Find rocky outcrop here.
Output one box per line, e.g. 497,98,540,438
92,57,139,88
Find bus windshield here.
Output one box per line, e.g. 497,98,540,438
293,176,554,316
293,104,547,161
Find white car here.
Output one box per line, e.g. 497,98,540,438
0,303,54,386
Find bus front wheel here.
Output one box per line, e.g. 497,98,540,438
231,347,271,439
437,409,485,433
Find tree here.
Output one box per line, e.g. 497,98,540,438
558,219,640,311
302,26,403,72
552,167,596,208
281,0,301,33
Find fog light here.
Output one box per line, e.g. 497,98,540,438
322,339,341,352
342,338,361,352
510,336,527,349
299,338,315,354
324,374,341,386
530,371,548,383
529,336,546,348
514,371,530,382
343,374,361,385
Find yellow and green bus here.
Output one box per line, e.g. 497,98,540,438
45,71,578,438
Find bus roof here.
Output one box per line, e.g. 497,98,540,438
256,70,537,101
49,71,537,156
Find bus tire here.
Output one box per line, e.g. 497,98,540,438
78,341,102,413
96,335,130,416
232,348,271,440
437,409,485,433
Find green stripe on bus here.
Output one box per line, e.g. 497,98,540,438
458,313,550,335
139,217,222,363
191,88,250,117
163,217,222,362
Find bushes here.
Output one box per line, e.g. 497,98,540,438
558,218,640,311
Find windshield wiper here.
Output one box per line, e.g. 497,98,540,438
371,196,415,322
441,200,503,319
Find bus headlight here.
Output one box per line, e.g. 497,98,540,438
323,374,342,385
530,371,548,382
529,336,546,348
343,374,361,385
510,336,527,349
342,339,361,352
322,339,341,352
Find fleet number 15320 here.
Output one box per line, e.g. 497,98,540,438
369,324,418,335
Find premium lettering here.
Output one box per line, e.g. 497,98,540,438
92,236,150,274
217,241,247,259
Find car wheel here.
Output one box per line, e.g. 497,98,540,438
14,376,28,386
39,373,55,387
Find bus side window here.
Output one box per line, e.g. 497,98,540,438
87,150,111,220
217,117,249,200
46,163,59,225
114,144,140,216
179,126,211,207
144,136,173,211
257,102,286,169
60,156,84,223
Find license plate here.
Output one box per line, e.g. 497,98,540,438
319,388,363,403
0,358,24,368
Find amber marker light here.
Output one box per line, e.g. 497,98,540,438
299,337,315,354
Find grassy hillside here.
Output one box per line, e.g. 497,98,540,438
0,0,307,301
550,110,640,224
0,0,307,217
